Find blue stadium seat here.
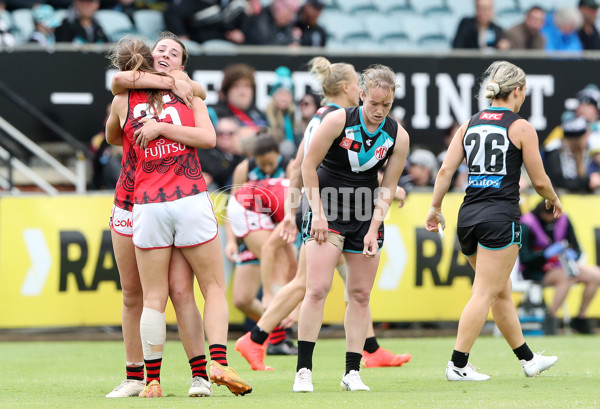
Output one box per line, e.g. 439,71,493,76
517,0,549,12
401,14,447,45
411,0,451,16
133,9,165,42
0,9,12,30
94,10,137,42
336,0,377,15
495,0,520,16
549,0,577,11
202,39,238,54
365,15,408,44
437,13,463,43
497,11,524,29
11,8,34,44
321,13,370,44
447,0,475,17
372,0,413,14
54,9,68,26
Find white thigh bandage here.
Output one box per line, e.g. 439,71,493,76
140,307,166,360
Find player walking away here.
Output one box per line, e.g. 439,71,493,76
293,64,409,392
425,60,562,381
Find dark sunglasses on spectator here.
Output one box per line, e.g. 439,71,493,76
217,130,236,136
299,100,313,106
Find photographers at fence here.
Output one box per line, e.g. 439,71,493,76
520,201,600,334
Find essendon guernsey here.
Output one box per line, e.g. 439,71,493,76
234,178,289,223
124,90,207,204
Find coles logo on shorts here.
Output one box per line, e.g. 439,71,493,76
480,112,504,121
114,219,133,228
375,146,388,160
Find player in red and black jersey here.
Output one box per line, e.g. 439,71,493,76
106,36,251,398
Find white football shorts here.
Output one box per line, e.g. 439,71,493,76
133,191,218,249
226,196,275,238
110,205,133,237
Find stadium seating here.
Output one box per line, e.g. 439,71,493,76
372,0,413,14
517,0,548,12
364,14,409,44
132,9,165,42
11,8,34,43
94,9,137,43
410,0,450,16
336,0,377,15
3,0,538,51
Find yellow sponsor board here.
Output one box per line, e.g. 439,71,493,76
1,193,600,328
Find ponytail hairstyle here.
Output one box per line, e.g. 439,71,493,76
482,60,526,100
308,56,356,104
109,36,170,115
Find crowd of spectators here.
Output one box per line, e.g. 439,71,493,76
452,0,600,51
2,0,599,51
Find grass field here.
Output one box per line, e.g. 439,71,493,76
1,335,598,409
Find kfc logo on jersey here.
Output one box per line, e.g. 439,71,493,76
375,146,388,160
144,137,187,159
480,112,504,121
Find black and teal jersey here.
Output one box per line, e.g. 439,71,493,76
303,103,341,153
317,106,398,219
247,155,288,181
458,107,523,227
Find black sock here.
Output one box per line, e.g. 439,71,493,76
209,344,228,366
250,326,269,345
345,352,362,374
296,340,316,371
270,326,286,345
363,336,380,354
189,355,208,381
451,350,469,368
513,343,534,361
126,364,144,381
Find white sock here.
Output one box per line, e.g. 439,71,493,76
140,307,166,361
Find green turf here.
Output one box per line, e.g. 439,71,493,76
0,335,598,408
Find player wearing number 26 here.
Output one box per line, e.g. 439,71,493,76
425,61,562,381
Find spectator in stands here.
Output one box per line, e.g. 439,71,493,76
398,148,438,192
520,200,600,334
90,103,122,190
296,91,319,136
0,1,15,49
501,6,546,50
55,0,109,44
293,0,326,47
209,63,267,130
164,0,248,44
197,116,244,191
541,7,583,52
452,0,504,50
30,4,60,50
578,0,600,49
243,0,300,46
266,66,298,158
543,110,600,192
